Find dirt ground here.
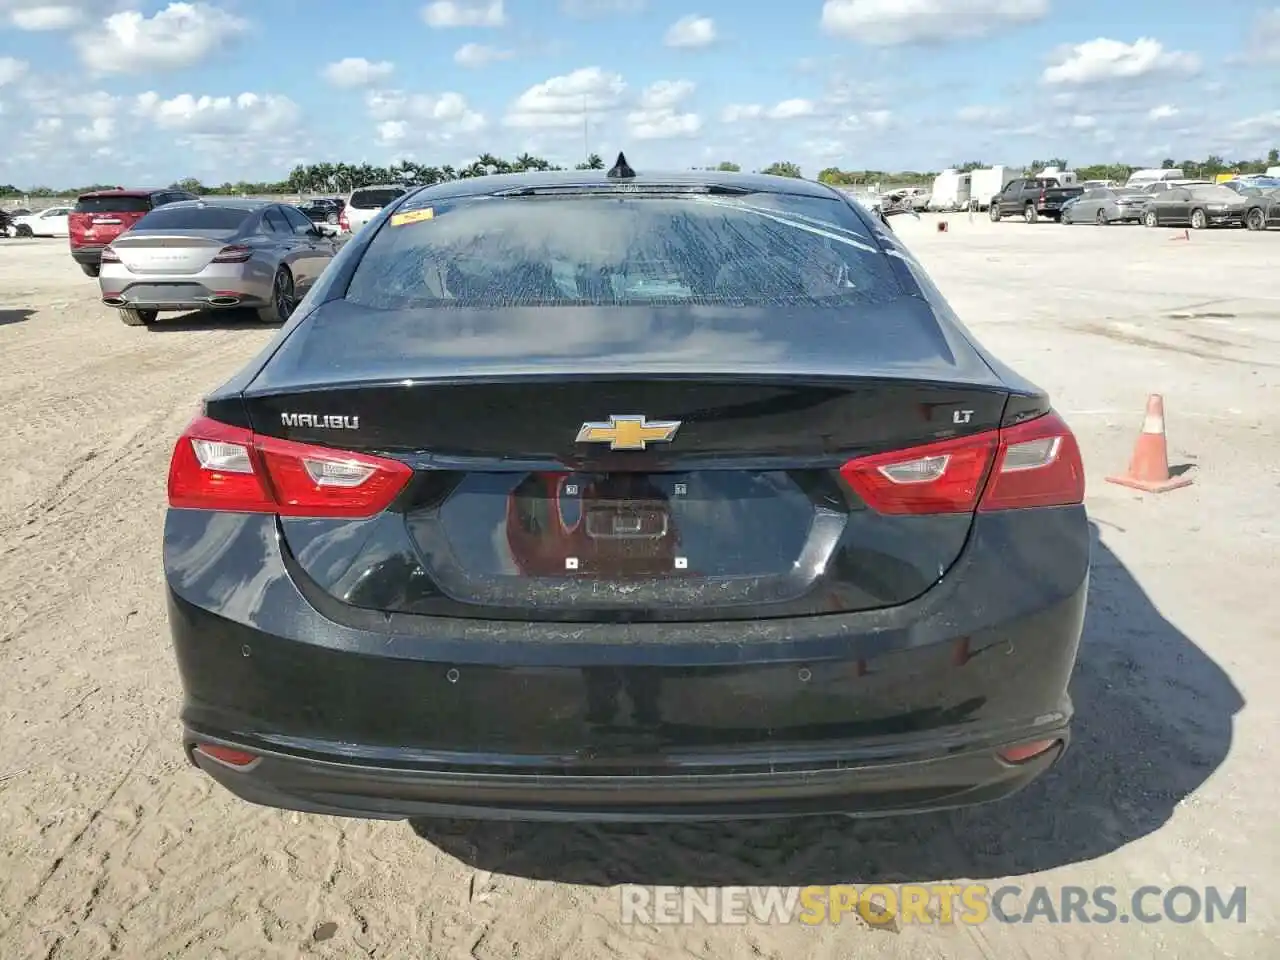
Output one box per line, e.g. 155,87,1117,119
1,215,1277,960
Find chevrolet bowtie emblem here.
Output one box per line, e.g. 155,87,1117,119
576,415,682,451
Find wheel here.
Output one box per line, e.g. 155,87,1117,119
79,262,100,278
1143,210,1158,228
1061,210,1072,224
1096,208,1108,226
16,224,33,238
1190,208,1207,230
1024,203,1038,224
257,267,295,323
988,204,1001,222
119,308,158,326
1245,208,1266,231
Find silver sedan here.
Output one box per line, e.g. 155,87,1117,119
1060,187,1149,225
98,199,339,326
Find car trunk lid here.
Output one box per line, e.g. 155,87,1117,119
230,299,1027,623
107,230,238,274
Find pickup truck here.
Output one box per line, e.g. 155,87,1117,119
988,178,1085,223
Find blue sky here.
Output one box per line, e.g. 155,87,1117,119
0,0,1277,188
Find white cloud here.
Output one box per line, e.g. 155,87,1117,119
35,116,62,133
627,79,701,140
454,42,513,67
0,57,28,85
75,3,247,74
721,98,818,122
20,84,118,116
134,90,300,137
72,116,114,143
1042,38,1201,85
664,14,715,48
560,0,644,15
821,0,1048,45
322,57,394,88
365,89,486,141
421,0,505,27
6,3,86,29
1147,104,1178,121
504,66,626,128
1069,114,1096,129
1242,8,1280,64
957,104,1007,124
841,109,893,130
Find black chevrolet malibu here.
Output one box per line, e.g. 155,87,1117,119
164,156,1089,822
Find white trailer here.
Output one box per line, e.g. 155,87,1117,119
969,166,1018,209
927,170,972,211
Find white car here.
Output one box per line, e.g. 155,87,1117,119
339,184,409,234
12,206,72,238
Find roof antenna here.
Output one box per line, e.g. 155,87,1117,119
607,152,636,179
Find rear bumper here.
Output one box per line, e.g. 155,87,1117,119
186,729,1068,822
165,506,1090,822
71,245,104,266
99,279,269,311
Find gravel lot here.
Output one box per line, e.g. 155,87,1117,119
1,216,1278,959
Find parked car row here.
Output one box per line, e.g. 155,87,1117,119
985,174,1280,231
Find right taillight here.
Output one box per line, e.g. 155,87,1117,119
839,411,1084,515
977,411,1084,511
211,244,252,263
168,416,412,518
338,208,349,231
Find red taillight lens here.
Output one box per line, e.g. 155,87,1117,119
212,244,252,263
839,411,1084,515
168,416,412,518
100,245,120,263
338,208,349,230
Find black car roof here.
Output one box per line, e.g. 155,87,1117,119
401,169,841,205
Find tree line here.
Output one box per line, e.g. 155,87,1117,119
2,148,1276,199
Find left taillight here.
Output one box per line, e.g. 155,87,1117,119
167,416,412,518
839,411,1085,515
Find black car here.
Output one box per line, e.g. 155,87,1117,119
164,156,1089,823
296,198,341,225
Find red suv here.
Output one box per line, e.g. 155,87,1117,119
69,188,199,277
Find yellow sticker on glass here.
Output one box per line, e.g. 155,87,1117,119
391,208,434,226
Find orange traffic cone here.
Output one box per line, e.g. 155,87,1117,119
1105,394,1193,493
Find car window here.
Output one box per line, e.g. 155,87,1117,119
349,187,407,210
345,191,904,310
282,206,315,234
132,205,253,231
74,195,152,213
262,208,290,234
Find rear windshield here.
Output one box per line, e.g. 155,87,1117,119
75,195,152,214
345,192,902,309
132,205,252,231
349,188,406,210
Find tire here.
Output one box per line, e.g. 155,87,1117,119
1143,210,1158,228
257,267,295,324
119,308,158,327
1096,208,1108,226
1190,208,1207,230
1024,204,1038,224
1061,210,1072,224
79,262,100,278
989,204,1001,222
16,224,33,238
1245,208,1266,231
